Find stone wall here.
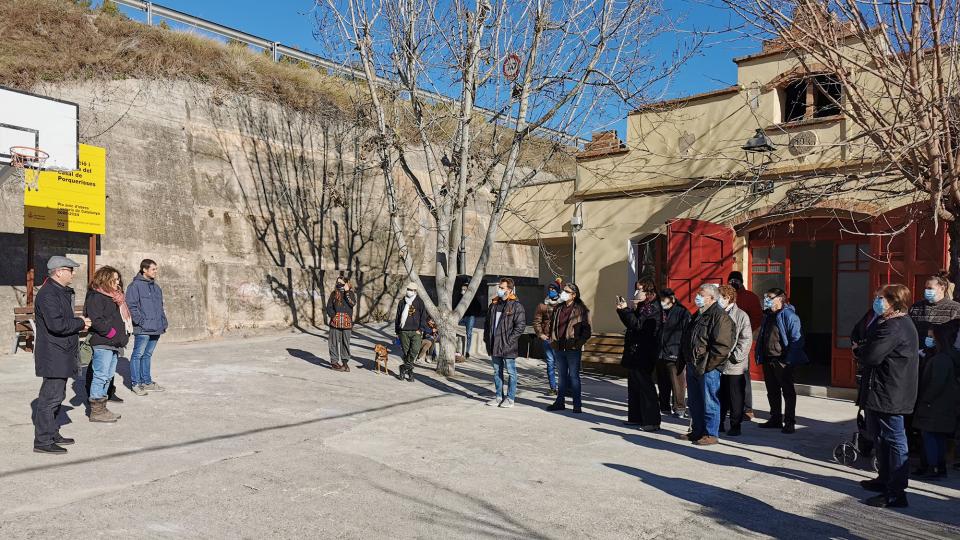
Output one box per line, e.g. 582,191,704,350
0,79,538,348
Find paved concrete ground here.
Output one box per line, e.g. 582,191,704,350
1,324,958,539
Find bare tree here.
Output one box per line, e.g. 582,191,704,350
316,0,695,375
716,0,960,281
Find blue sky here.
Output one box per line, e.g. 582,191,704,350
103,0,758,129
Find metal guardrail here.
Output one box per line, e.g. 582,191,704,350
109,0,588,146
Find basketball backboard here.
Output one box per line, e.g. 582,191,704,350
0,86,79,171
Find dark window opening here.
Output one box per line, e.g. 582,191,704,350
783,80,807,122
813,74,842,118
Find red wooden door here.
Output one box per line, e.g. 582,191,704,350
666,218,735,313
870,205,947,301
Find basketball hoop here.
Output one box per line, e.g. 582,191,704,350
9,146,49,191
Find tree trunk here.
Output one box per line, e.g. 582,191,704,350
435,312,460,377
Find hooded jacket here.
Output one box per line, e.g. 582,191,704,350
755,304,808,366
126,274,168,335
33,279,86,378
483,295,526,358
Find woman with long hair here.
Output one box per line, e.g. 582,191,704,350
326,275,357,372
85,266,132,423
546,283,592,413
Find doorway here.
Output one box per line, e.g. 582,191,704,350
789,241,834,386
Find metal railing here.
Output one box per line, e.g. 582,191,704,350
108,0,588,146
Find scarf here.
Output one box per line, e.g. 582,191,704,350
96,286,134,335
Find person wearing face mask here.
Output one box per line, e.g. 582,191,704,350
395,283,430,382
616,279,662,430
857,284,919,508
755,288,808,434
908,274,960,360
912,323,960,482
717,285,753,437
483,278,526,408
533,279,564,395
728,271,762,420
657,288,691,418
546,283,592,413
326,275,357,372
678,283,734,446
456,279,486,359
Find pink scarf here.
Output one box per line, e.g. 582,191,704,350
95,286,133,333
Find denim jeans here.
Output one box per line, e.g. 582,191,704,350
461,315,476,355
491,356,518,400
542,340,557,390
686,366,721,438
922,431,949,468
554,349,582,409
90,348,119,400
130,334,160,386
866,411,909,496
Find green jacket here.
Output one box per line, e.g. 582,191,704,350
912,348,960,434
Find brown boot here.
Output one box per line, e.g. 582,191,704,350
89,398,120,423
694,435,719,446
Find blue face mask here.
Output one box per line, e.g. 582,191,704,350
763,297,774,311
924,288,938,302
694,294,705,308
872,297,886,316
547,289,559,300
924,336,936,348
497,289,507,299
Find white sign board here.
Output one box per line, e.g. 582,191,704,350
0,86,79,171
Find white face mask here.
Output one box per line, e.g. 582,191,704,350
718,297,729,309
661,301,671,310
559,292,571,302
405,291,416,300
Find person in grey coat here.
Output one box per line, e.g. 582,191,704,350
718,285,753,437
483,277,526,408
126,259,168,395
32,256,91,454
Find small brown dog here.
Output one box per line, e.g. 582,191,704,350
374,344,390,375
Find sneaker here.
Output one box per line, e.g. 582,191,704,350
675,410,689,420
499,398,515,408
144,382,165,392
694,435,719,446
487,397,504,407
549,388,558,396
132,385,148,396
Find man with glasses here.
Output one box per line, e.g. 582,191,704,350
32,256,91,454
755,288,808,434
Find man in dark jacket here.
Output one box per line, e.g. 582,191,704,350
617,280,661,430
657,288,690,418
679,283,734,446
395,282,430,382
126,259,168,396
483,278,526,408
32,256,91,454
755,288,808,434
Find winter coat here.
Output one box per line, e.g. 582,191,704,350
680,302,735,376
84,290,131,349
912,348,960,434
617,300,661,370
755,304,809,366
395,295,430,335
659,304,690,363
33,279,86,378
908,298,960,350
550,302,592,351
126,274,168,335
858,314,920,415
722,304,753,376
532,300,558,339
483,297,526,358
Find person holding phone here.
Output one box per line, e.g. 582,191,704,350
616,280,662,431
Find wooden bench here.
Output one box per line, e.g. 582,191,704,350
12,305,86,354
582,333,627,376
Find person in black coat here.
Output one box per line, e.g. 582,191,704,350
616,280,662,430
32,256,91,454
85,266,132,423
657,288,691,417
857,284,919,508
912,322,960,481
395,283,431,382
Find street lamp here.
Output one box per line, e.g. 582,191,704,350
742,128,776,195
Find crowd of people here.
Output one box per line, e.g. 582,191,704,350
28,252,960,510
31,256,168,454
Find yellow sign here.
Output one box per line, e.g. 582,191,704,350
24,144,106,234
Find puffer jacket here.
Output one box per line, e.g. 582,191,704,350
681,302,735,376
126,274,168,335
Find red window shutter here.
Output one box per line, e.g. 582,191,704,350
666,218,735,313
